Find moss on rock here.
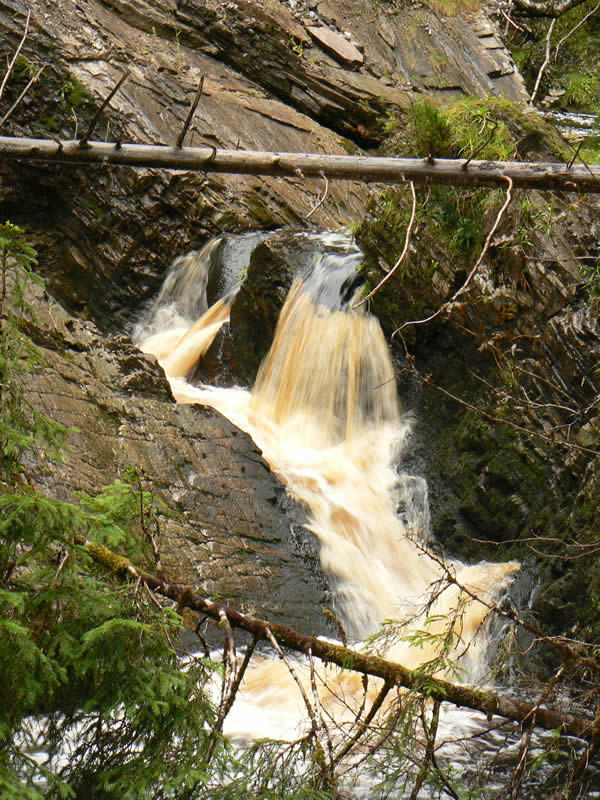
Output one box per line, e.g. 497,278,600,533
355,94,600,649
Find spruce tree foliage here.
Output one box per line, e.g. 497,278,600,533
0,223,355,800
0,224,222,799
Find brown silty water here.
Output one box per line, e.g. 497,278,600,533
137,239,519,743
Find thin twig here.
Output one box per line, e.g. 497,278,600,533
134,472,162,576
323,608,348,647
548,116,600,185
144,580,164,610
193,619,210,658
308,647,335,768
564,704,600,799
393,176,513,336
431,749,461,800
498,667,564,800
530,19,556,106
221,632,259,722
354,181,417,309
333,679,393,764
264,629,336,788
177,76,204,149
0,63,44,130
264,626,321,740
499,9,526,31
0,8,31,102
219,607,238,686
205,632,260,765
306,171,329,219
53,551,70,583
568,140,584,170
555,0,600,57
79,69,130,147
410,700,441,800
411,368,600,457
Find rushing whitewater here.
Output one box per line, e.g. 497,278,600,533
136,235,519,744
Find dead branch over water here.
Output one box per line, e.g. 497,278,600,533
1,135,600,192
84,538,598,742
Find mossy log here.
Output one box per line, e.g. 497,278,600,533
1,135,600,192
85,538,598,742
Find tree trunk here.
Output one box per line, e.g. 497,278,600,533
513,0,591,16
2,135,599,192
85,539,598,742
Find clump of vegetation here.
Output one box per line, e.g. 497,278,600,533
384,95,569,161
360,94,564,311
581,253,600,299
0,224,223,797
563,70,600,109
507,2,600,118
13,54,36,80
369,0,479,15
61,77,92,108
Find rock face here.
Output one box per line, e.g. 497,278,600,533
4,0,592,644
355,101,600,645
307,27,364,69
0,0,527,334
21,283,331,639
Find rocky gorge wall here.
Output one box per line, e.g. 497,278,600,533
0,0,598,653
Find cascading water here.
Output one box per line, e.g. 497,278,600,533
135,233,519,754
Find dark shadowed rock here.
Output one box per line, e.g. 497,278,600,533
194,230,364,386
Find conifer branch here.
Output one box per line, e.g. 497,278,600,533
83,538,598,742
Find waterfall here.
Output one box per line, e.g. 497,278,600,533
135,234,519,745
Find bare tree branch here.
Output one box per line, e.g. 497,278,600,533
410,700,441,800
513,0,592,17
0,135,599,191
0,8,31,103
353,181,417,309
555,0,600,55
205,631,259,765
83,538,598,741
499,667,564,800
402,368,600,458
332,679,394,765
177,76,204,149
530,19,557,106
306,171,329,220
499,9,528,31
0,64,44,131
79,69,130,147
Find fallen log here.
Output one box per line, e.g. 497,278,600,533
85,538,597,742
1,135,599,192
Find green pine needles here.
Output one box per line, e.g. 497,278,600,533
0,224,221,799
